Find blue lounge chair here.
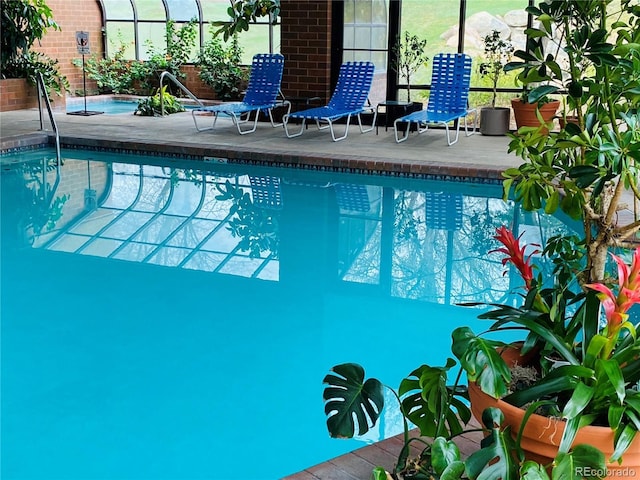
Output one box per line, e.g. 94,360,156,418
394,53,476,145
192,53,290,135
283,61,377,142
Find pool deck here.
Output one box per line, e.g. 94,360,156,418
0,107,517,180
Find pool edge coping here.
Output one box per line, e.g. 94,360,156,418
1,133,506,184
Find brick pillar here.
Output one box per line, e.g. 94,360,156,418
280,0,333,103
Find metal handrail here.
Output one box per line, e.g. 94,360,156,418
35,72,61,165
159,71,204,116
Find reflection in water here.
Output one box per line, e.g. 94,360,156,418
2,154,572,304
0,151,575,479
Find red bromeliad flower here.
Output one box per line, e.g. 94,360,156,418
491,226,539,290
586,248,640,341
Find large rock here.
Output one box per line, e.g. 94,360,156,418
503,9,528,27
466,11,511,40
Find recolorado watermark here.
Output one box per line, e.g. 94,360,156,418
575,466,637,477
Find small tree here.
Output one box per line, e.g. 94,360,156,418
392,31,429,102
478,30,513,108
503,0,640,283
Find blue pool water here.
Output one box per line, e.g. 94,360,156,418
0,148,571,479
66,97,199,115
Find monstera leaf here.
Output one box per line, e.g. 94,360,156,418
451,327,511,399
323,363,384,438
431,437,463,477
399,359,471,438
465,407,519,480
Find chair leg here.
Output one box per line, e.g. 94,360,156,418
236,110,260,135
329,115,351,142
269,101,291,127
357,107,377,134
464,108,478,136
192,110,219,132
444,120,461,146
283,115,306,138
394,118,411,143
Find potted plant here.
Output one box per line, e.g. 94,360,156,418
392,31,429,104
478,30,513,136
134,85,185,116
386,31,429,130
452,226,640,478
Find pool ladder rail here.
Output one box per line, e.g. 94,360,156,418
35,72,61,166
159,71,205,116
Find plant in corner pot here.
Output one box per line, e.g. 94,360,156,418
478,30,513,136
452,226,640,478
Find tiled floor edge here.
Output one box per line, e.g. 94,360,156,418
44,135,506,183
0,132,50,153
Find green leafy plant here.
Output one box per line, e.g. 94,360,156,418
391,31,429,103
323,358,607,479
503,0,640,283
134,85,185,116
196,33,247,101
1,0,68,95
72,37,134,94
478,30,513,109
211,0,280,41
452,225,640,467
138,19,198,94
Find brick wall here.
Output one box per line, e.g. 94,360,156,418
0,78,38,111
8,0,338,106
280,0,332,103
180,66,217,100
33,0,104,95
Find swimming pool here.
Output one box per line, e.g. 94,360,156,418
66,96,200,115
0,148,571,479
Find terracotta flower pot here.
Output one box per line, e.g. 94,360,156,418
511,98,560,133
468,348,640,479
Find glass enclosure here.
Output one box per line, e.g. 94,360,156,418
397,0,528,105
98,0,279,64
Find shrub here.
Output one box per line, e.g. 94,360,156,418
196,33,247,101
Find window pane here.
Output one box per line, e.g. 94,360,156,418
236,25,279,63
138,22,168,60
371,26,386,49
135,0,166,20
103,0,133,20
354,1,372,23
354,26,371,50
166,0,199,21
465,0,528,107
202,0,231,20
343,26,355,49
105,22,136,59
371,0,387,23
